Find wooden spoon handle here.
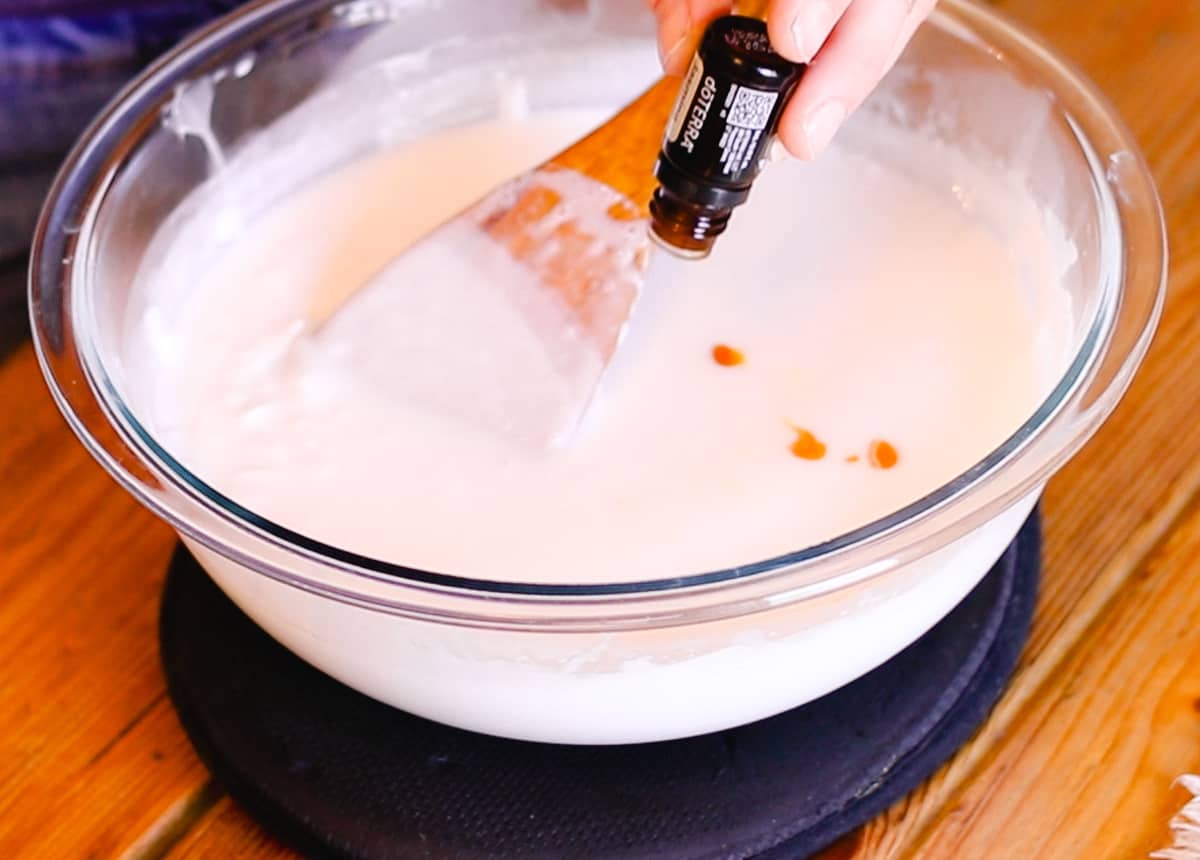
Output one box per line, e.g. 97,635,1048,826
548,77,681,217
734,0,771,19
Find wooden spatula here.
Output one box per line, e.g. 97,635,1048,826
311,2,768,448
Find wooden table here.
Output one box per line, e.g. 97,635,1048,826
2,0,1200,855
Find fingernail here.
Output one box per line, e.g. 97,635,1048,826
661,32,690,72
884,26,912,71
791,0,834,62
800,101,845,158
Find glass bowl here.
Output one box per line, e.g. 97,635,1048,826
29,0,1165,744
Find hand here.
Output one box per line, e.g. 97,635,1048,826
647,0,936,159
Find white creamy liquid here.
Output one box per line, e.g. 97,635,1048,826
125,105,1073,585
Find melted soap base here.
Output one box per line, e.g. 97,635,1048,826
130,110,1070,584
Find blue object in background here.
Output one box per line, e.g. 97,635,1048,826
0,1,243,262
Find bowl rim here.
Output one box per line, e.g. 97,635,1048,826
28,0,1167,617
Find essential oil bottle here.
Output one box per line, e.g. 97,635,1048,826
650,16,805,258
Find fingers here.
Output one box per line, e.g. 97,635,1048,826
650,0,936,159
647,0,732,75
765,0,854,64
884,0,937,71
775,0,926,159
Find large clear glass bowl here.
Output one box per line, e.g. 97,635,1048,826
29,0,1166,744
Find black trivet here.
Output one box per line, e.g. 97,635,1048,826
161,511,1040,860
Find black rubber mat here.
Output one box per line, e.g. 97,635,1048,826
161,511,1040,859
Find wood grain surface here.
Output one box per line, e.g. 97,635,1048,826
551,75,681,214
0,0,1197,857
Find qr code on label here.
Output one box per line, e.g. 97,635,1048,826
727,87,778,130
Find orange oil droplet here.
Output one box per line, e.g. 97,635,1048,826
790,428,827,461
846,455,861,464
712,344,744,367
868,440,899,470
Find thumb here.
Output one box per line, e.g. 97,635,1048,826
647,0,732,75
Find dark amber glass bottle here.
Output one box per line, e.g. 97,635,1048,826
650,16,804,258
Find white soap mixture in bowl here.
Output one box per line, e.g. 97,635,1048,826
124,106,1072,583
32,0,1164,743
